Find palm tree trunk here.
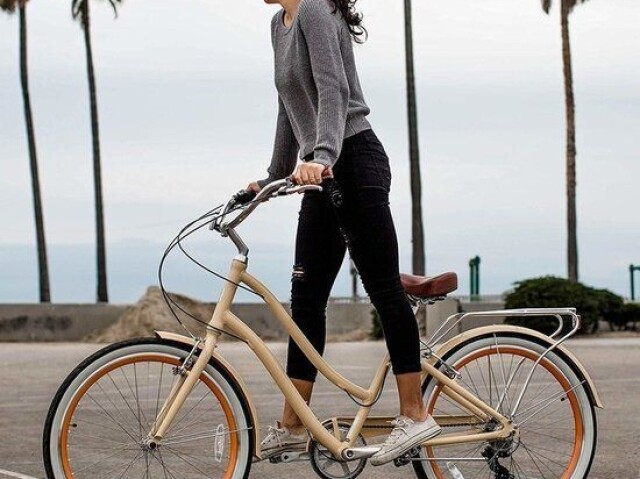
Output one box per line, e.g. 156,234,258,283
81,0,108,302
404,0,426,334
561,0,578,283
19,4,50,302
403,0,425,276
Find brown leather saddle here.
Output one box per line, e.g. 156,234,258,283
400,272,458,299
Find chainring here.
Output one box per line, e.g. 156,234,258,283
310,422,367,479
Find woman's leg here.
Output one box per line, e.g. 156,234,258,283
332,130,426,420
331,130,440,465
282,188,346,430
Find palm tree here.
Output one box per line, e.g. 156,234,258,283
403,0,425,279
1,0,51,302
71,0,120,302
542,0,588,283
403,0,427,333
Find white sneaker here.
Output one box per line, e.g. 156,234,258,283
369,415,441,466
260,421,308,458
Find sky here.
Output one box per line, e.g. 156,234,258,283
1,0,638,304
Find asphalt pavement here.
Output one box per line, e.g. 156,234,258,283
0,338,639,479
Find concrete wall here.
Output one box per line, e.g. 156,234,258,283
0,302,375,342
0,304,128,341
0,298,506,342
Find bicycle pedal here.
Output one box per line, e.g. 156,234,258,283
281,451,310,463
393,446,421,467
269,451,309,464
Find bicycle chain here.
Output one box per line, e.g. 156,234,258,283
360,422,483,430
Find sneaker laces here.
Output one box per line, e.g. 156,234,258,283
383,418,410,446
264,424,286,446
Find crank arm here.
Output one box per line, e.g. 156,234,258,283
268,451,311,464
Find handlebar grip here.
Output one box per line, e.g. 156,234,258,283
233,189,258,206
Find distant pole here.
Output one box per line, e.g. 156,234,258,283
476,257,480,298
469,256,481,301
631,264,640,301
350,259,359,302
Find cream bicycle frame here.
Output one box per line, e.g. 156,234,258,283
150,256,515,460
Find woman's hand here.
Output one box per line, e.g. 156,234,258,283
246,182,261,193
291,163,333,185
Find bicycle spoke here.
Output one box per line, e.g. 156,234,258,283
161,445,213,476
112,450,143,479
155,362,165,422
493,337,514,414
89,451,142,479
166,447,222,468
69,428,137,446
168,390,221,436
523,428,575,444
73,446,139,475
419,340,586,479
462,363,482,399
104,371,147,436
57,351,245,479
95,377,144,438
85,391,140,444
162,426,246,447
517,382,583,426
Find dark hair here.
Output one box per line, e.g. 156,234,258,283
328,0,368,44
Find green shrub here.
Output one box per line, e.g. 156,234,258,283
607,302,640,331
594,288,625,323
504,276,623,335
370,308,383,339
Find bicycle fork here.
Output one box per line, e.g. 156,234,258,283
149,330,221,441
149,258,244,441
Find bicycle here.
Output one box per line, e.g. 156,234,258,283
43,179,602,479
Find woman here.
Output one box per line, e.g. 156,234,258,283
248,0,441,466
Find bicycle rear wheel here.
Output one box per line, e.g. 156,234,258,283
413,334,597,479
43,338,253,479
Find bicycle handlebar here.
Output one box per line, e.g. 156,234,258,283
211,178,323,235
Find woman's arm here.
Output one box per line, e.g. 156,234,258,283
257,95,300,189
298,0,350,169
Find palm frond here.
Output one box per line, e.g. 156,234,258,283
567,0,590,13
71,0,122,27
543,0,590,14
71,0,84,23
0,0,18,13
106,0,120,18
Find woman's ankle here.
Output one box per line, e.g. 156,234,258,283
401,407,428,422
282,422,305,434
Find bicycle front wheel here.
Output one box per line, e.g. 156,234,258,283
413,334,597,479
43,338,253,479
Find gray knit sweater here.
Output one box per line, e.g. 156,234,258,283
258,0,371,187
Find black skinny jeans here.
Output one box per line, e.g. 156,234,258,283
287,128,421,381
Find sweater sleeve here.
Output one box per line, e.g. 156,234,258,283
257,95,299,189
298,0,350,168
